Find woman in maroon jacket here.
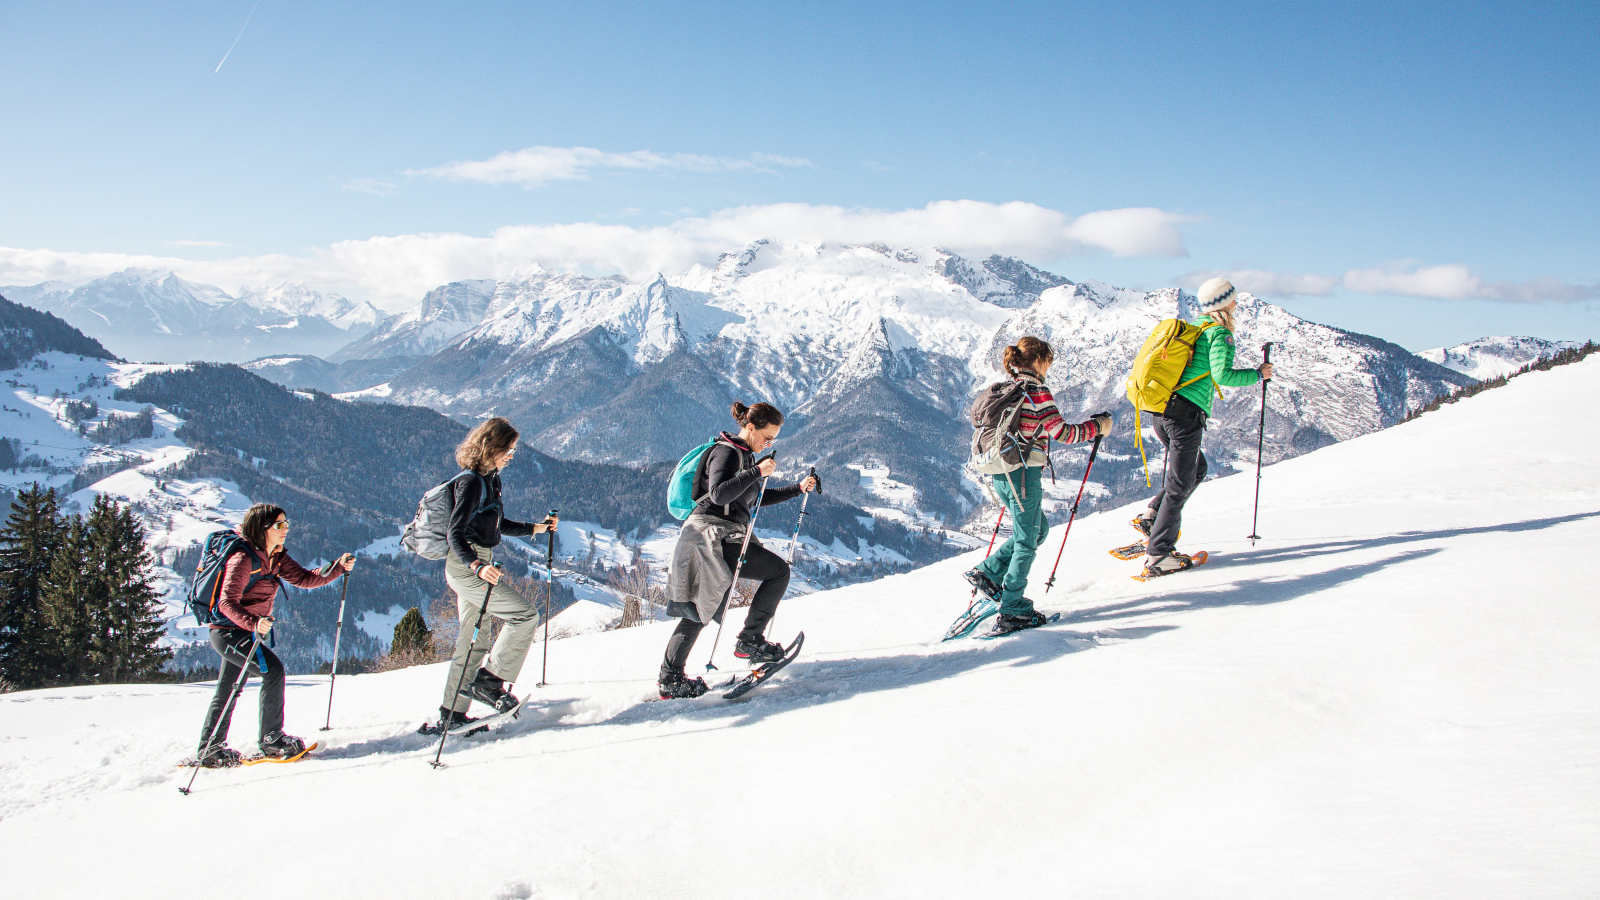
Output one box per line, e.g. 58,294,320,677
193,503,354,767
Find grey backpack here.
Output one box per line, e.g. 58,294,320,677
402,471,490,560
969,380,1033,477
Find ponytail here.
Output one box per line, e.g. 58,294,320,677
1002,336,1054,377
731,401,785,429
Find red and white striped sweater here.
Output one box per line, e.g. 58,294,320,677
1012,368,1099,466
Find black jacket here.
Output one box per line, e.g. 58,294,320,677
693,432,803,526
447,470,535,564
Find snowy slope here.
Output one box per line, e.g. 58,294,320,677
1419,334,1581,381
3,357,1596,898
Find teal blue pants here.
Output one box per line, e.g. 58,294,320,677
976,467,1048,615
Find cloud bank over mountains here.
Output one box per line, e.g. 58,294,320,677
3,198,1589,313
0,200,1196,311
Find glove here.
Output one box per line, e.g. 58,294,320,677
1091,414,1113,437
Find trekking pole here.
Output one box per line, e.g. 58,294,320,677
706,474,770,672
431,573,497,769
320,565,351,731
536,509,559,688
1044,429,1105,593
766,467,817,637
1248,343,1274,546
180,623,268,795
984,506,1005,557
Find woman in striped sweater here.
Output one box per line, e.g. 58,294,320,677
966,336,1112,634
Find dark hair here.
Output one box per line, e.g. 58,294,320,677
1002,336,1054,377
731,401,784,430
240,503,286,552
456,417,520,474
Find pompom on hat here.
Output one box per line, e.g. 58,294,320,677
1196,277,1237,313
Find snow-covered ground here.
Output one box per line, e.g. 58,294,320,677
4,357,1598,898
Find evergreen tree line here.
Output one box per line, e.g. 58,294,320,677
0,485,170,691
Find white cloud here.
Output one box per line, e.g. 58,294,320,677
341,178,398,197
0,200,1196,312
409,145,814,187
1178,269,1340,297
1341,263,1598,303
1183,263,1597,304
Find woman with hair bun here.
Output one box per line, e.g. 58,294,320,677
658,401,818,699
965,336,1111,635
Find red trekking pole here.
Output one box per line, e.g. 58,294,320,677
1044,430,1104,593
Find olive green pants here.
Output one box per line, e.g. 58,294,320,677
441,545,541,713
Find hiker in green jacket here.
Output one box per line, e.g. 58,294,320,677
1133,277,1274,577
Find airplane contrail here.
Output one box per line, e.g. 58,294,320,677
214,0,262,74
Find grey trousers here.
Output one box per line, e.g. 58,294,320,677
441,545,541,713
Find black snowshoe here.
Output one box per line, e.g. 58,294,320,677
963,567,1002,600
658,666,710,700
259,731,307,760
460,668,519,712
988,609,1049,636
418,707,484,737
196,746,243,769
734,635,787,664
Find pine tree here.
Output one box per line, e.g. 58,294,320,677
0,486,67,689
42,514,91,685
87,497,169,682
391,607,431,658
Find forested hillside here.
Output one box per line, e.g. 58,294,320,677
0,295,117,370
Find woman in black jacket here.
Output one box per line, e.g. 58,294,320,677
436,417,558,732
659,401,818,699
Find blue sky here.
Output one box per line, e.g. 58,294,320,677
1,0,1595,349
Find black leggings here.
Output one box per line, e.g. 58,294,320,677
196,628,285,754
662,538,790,674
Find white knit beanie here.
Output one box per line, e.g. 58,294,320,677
1196,277,1237,313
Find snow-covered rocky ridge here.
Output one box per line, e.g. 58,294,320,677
4,350,1595,899
1,269,385,364
348,241,1469,529
1419,335,1581,381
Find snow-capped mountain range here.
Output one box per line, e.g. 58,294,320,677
1419,335,1582,381
0,269,385,364
336,241,1476,526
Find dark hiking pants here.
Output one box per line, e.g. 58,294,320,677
197,627,285,755
1147,396,1209,558
662,537,790,675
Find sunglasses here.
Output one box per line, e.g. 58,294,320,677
270,520,291,530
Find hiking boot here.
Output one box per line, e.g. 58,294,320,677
259,731,306,759
989,610,1049,636
734,635,786,664
963,568,1002,600
416,707,483,736
657,665,709,700
197,746,243,768
1142,551,1197,578
460,668,519,713
1130,512,1155,538
439,706,480,729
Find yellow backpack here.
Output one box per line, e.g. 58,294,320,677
1125,319,1222,484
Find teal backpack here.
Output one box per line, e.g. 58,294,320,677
667,438,723,520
